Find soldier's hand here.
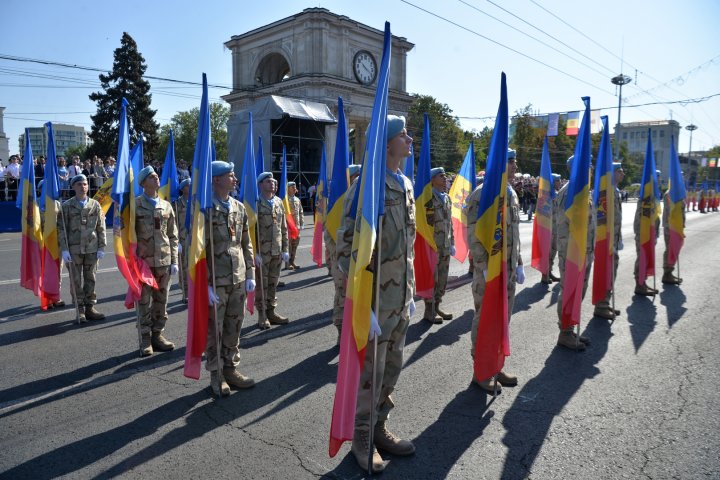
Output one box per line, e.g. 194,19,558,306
516,265,525,284
208,286,220,306
170,264,179,275
450,245,456,257
368,310,382,341
96,249,105,260
62,251,72,263
245,279,256,292
254,255,263,267
281,252,290,263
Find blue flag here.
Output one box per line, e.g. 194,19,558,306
159,129,180,202
42,122,61,209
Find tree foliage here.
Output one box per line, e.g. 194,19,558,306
89,32,159,159
155,103,231,164
407,94,466,172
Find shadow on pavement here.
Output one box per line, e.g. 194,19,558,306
659,284,687,328
626,294,658,353
513,282,552,313
403,309,472,370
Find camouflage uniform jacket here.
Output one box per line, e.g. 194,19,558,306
335,178,360,275
206,197,254,286
554,183,596,259
135,195,178,268
337,172,416,311
289,195,304,228
662,190,685,231
613,188,623,249
465,184,522,275
175,195,189,248
426,189,454,254
257,195,288,257
58,196,106,254
633,195,661,239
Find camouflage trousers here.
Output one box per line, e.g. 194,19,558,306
469,265,517,358
549,233,558,273
662,230,675,274
205,282,246,372
325,238,333,275
68,253,98,306
355,307,410,431
288,238,300,266
137,266,170,335
178,248,188,298
255,254,281,312
556,252,593,330
330,251,346,327
433,251,451,304
633,238,658,285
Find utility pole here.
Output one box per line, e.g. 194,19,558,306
611,74,632,162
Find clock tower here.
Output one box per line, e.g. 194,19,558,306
223,8,414,189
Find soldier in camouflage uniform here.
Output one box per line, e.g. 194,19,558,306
175,178,190,301
465,149,524,393
633,169,662,296
326,165,361,340
337,115,417,474
543,173,563,284
423,167,455,323
285,181,304,270
255,172,289,329
205,161,256,396
58,174,106,323
134,166,178,356
555,156,596,350
661,182,685,285
594,163,624,318
39,180,66,309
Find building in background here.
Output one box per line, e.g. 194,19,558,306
615,120,681,185
0,108,9,163
18,123,87,157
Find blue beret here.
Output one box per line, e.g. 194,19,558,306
137,166,155,185
257,172,273,183
507,149,517,160
551,173,561,181
566,155,574,167
179,178,191,190
287,181,296,187
70,174,87,186
612,162,623,171
430,167,445,178
387,115,406,140
37,179,44,190
655,169,661,175
348,164,361,178
211,161,234,177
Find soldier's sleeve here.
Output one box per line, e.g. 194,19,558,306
241,208,255,278
336,182,358,274
298,199,305,228
280,200,289,254
95,202,107,250
58,203,69,252
465,188,488,266
168,204,178,265
448,197,455,247
633,201,641,236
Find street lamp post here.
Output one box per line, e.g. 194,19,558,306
611,74,632,162
686,124,698,160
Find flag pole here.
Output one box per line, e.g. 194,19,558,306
58,207,82,324
173,202,187,303
367,214,383,476
610,253,617,325
208,206,223,398
135,301,143,356
255,200,267,328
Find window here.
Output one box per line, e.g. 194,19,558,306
623,132,628,139
652,130,657,138
659,130,665,137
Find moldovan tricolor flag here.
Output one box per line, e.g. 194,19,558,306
637,130,661,286
666,136,686,266
329,21,391,458
18,128,42,296
560,97,592,330
473,73,510,382
449,142,477,262
413,113,437,299
311,144,328,266
40,122,62,308
566,111,580,136
531,136,554,275
325,97,351,245
592,116,615,305
93,176,114,216
159,130,180,202
238,112,259,314
184,74,214,380
280,145,300,241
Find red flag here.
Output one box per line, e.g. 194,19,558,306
18,129,42,297
413,114,437,299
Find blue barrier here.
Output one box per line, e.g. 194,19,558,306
0,201,115,232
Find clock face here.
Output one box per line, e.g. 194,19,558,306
353,50,377,85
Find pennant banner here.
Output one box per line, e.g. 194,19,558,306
566,111,580,136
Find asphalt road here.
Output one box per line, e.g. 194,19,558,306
0,202,718,479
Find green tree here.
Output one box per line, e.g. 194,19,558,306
62,144,87,160
155,103,231,164
510,104,545,175
89,32,159,159
407,94,465,172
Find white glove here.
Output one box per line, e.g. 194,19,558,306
62,251,72,263
170,264,179,275
450,245,456,256
254,255,263,267
245,279,256,292
482,270,487,280
177,243,183,254
96,249,105,260
618,240,624,251
368,310,382,341
516,265,525,284
408,298,416,317
281,252,290,263
208,286,220,306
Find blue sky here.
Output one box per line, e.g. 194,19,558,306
2,0,719,158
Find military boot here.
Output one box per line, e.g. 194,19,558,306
496,370,518,387
223,367,255,389
335,324,342,345
210,371,230,397
423,301,442,324
435,302,453,320
662,271,681,285
351,429,388,473
151,332,175,352
634,283,657,296
140,335,153,357
557,330,586,350
267,308,289,325
541,275,553,284
77,308,87,324
374,422,416,456
593,305,615,320
473,376,501,394
84,305,105,321
257,310,271,330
